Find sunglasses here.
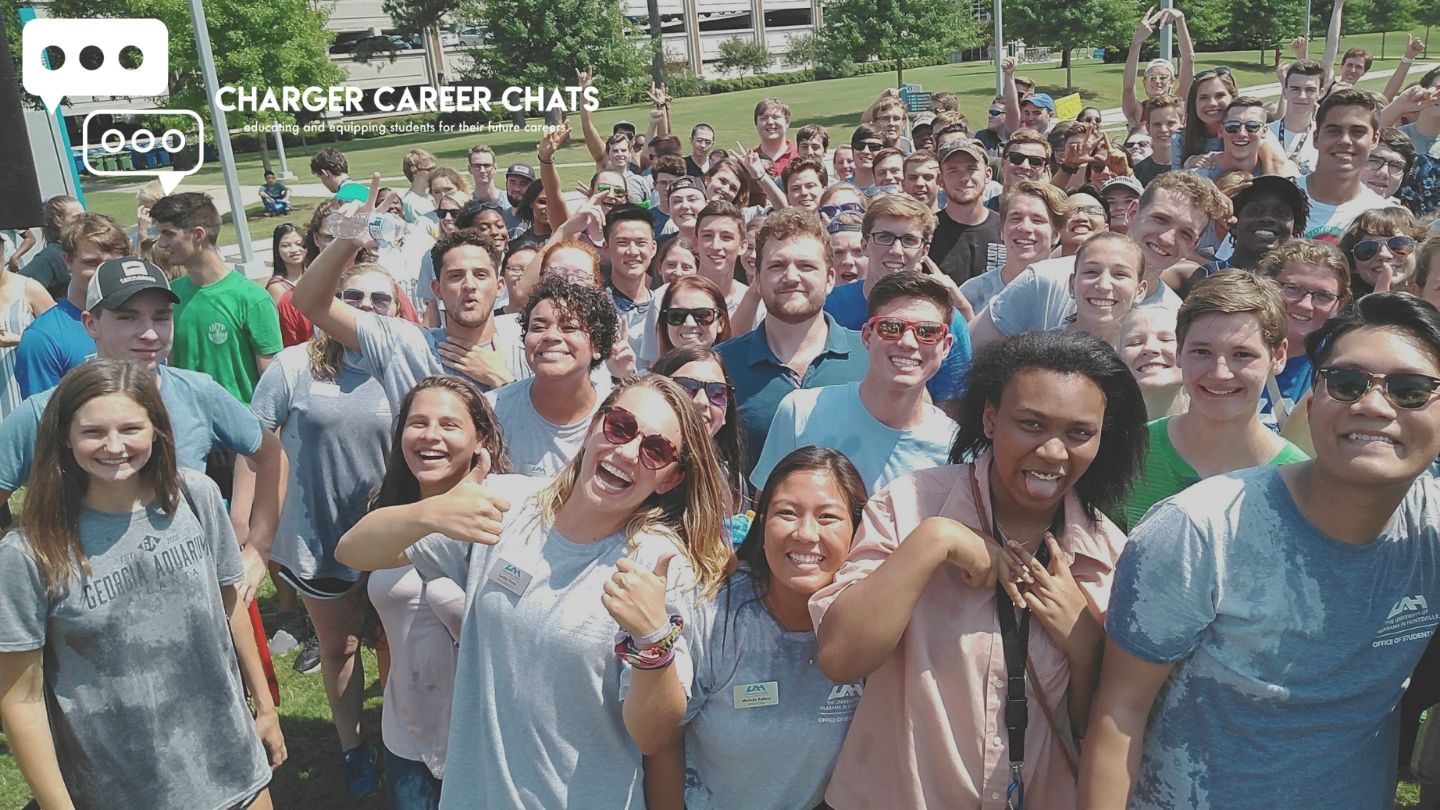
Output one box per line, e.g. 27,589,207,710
1123,140,1150,150
1194,66,1233,81
1319,367,1440,410
339,288,394,313
599,405,681,470
436,209,460,219
1079,116,1103,124
988,108,1006,117
864,315,947,345
855,141,885,152
819,202,863,220
1222,120,1265,134
1006,153,1047,168
671,375,731,407
597,183,625,195
662,306,721,327
868,231,926,249
1277,282,1340,308
1352,236,1417,262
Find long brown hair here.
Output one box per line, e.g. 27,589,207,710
307,263,404,382
657,275,733,355
539,376,733,598
21,360,180,595
371,376,512,510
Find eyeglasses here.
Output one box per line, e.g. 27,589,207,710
1318,367,1440,410
855,141,885,152
1006,153,1047,168
1079,116,1103,125
868,230,926,249
819,202,863,220
662,306,721,327
670,375,731,407
1123,140,1150,150
1071,204,1107,218
599,405,682,469
864,315,948,345
1352,236,1417,262
1365,156,1408,175
988,108,1006,117
339,288,394,314
1222,120,1265,134
437,209,460,219
1277,282,1340,308
877,114,905,125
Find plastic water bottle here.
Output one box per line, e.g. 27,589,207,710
725,511,754,547
367,212,408,251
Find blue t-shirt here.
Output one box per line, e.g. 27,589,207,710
13,299,95,399
1259,353,1313,431
1108,465,1440,809
750,381,956,496
822,280,972,403
716,314,869,479
0,364,263,492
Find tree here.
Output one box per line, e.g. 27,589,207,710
822,0,979,88
459,0,650,106
716,37,773,77
1418,2,1440,57
43,0,343,129
1005,0,1134,89
1363,0,1417,59
1226,0,1305,62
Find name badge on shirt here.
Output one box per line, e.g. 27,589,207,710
487,558,533,597
733,681,780,709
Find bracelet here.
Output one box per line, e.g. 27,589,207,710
1401,56,1415,65
636,615,680,646
615,614,684,670
537,155,554,165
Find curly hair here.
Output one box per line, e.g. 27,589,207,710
430,228,500,277
520,276,618,369
1255,238,1352,309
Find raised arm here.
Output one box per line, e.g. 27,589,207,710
1123,10,1159,128
576,69,608,166
1382,35,1427,101
1174,9,1196,106
1077,640,1176,810
538,126,572,226
1002,57,1022,136
1320,0,1345,86
291,175,381,350
0,650,75,809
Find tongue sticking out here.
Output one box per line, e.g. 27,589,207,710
1022,471,1064,501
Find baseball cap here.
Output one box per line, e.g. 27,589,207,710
1232,175,1310,226
1021,93,1056,112
1145,58,1176,76
613,120,637,135
86,257,178,312
506,163,536,180
913,112,937,129
667,176,703,198
1102,176,1145,197
938,139,989,167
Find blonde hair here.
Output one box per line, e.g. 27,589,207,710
538,376,732,598
1177,270,1288,350
861,192,937,240
1255,237,1352,308
308,263,402,381
1000,180,1071,230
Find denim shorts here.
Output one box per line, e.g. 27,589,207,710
384,746,442,810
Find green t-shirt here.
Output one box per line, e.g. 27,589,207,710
1120,416,1309,530
335,180,369,202
171,271,283,403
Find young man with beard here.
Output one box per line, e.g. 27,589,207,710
603,205,657,361
928,140,1005,285
1271,60,1325,175
752,271,958,495
486,277,616,476
1082,293,1440,810
825,193,972,405
717,208,869,476
1298,89,1389,241
969,172,1226,351
296,223,519,402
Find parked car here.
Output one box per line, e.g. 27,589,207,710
457,26,485,46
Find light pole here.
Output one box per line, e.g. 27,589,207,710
187,0,257,270
1159,0,1174,63
993,0,1003,95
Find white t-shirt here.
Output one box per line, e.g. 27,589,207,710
987,255,1182,336
1268,119,1319,176
1297,176,1392,241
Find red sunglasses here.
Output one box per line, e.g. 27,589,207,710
864,316,947,345
599,406,681,470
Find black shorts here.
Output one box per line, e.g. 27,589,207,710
273,563,356,601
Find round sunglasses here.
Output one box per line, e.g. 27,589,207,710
662,307,721,327
599,405,681,469
1319,368,1440,410
670,375,731,407
864,316,947,345
1352,236,1417,262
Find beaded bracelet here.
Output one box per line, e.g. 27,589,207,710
615,614,684,670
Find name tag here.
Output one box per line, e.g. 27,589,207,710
487,558,533,597
733,681,780,709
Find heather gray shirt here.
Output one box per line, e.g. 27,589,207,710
485,377,597,477
0,469,269,809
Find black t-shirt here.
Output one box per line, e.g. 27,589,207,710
685,155,707,177
928,208,1005,285
1133,157,1173,187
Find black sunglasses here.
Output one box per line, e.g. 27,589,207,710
339,288,394,313
1319,368,1440,410
1222,120,1265,134
1352,236,1417,262
436,209,459,219
1006,153,1047,168
854,141,885,152
599,405,681,469
819,202,863,220
662,307,721,327
671,375,731,407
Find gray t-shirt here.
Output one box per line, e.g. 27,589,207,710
1110,466,1440,809
682,571,861,810
957,267,1008,315
351,309,512,407
0,469,269,809
987,255,1181,336
0,365,263,492
485,377,597,477
251,345,393,581
406,473,698,810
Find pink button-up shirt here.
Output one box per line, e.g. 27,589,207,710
809,454,1127,810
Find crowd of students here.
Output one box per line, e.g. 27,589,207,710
3,4,1440,808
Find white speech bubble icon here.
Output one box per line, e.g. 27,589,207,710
23,19,169,113
83,109,204,194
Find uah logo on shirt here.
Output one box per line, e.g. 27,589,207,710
208,322,229,345
1373,594,1440,648
820,681,863,723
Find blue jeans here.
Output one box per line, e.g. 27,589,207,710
384,747,442,810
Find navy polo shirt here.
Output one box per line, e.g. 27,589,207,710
716,313,869,478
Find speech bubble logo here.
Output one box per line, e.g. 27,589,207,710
82,109,204,194
22,18,169,113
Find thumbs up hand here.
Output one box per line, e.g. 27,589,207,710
602,552,676,638
421,449,511,545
